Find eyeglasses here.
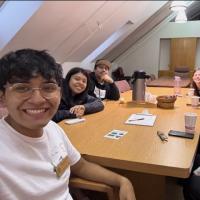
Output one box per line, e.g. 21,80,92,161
6,83,60,99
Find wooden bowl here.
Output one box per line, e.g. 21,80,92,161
156,95,177,109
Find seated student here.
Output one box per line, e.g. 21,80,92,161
0,49,136,200
52,67,104,122
88,59,120,100
112,67,125,81
183,154,200,200
192,68,200,96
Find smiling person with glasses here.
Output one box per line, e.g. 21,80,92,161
0,49,136,200
88,59,120,100
5,82,61,99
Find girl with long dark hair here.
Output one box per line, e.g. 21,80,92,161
53,67,104,122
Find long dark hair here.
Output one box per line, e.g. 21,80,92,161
62,67,90,106
192,68,200,96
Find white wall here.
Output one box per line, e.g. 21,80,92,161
159,39,170,70
61,62,95,77
115,21,200,77
61,61,117,77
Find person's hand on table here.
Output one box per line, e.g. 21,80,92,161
70,105,85,118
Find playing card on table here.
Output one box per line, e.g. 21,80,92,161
104,130,127,140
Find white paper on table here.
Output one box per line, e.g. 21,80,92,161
64,118,85,125
125,114,156,126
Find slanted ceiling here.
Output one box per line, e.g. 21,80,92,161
0,1,4,8
0,1,167,63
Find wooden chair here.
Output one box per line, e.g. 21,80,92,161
115,80,131,93
174,66,190,79
69,177,119,200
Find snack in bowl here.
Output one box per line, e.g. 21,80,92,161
156,95,177,109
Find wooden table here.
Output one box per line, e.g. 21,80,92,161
59,87,200,200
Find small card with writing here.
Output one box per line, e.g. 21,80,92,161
104,129,127,140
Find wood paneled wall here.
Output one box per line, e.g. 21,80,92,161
159,38,197,78
170,38,197,72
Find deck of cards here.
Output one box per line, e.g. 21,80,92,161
104,130,127,140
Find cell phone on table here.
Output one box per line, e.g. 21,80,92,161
168,130,194,139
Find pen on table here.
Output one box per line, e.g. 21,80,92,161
136,113,152,116
128,118,145,122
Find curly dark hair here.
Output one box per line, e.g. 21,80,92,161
0,49,63,92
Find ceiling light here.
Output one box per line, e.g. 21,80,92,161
170,1,187,12
175,10,187,23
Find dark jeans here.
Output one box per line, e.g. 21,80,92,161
183,154,200,200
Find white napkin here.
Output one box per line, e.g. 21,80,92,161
145,92,157,104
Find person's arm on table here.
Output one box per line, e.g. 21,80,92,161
102,75,120,100
84,95,104,114
71,157,136,200
52,109,76,122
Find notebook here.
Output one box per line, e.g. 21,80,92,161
125,113,156,126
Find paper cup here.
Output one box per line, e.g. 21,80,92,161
191,96,200,107
188,88,195,97
184,112,197,134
